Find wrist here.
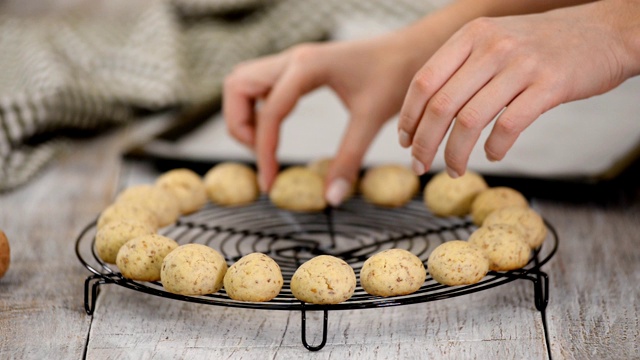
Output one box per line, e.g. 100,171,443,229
607,0,640,77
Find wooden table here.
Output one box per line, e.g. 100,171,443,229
1,120,639,359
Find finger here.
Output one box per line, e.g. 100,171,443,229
325,108,384,207
484,85,558,161
444,70,528,176
397,32,473,148
410,52,498,176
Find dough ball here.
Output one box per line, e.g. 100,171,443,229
468,224,531,271
290,255,356,304
427,240,489,286
161,244,227,295
359,164,419,208
116,185,181,228
95,219,156,264
96,202,159,230
269,166,327,212
204,162,259,206
156,168,207,215
483,206,547,249
424,170,488,217
116,234,179,281
0,230,10,279
223,253,283,302
360,249,426,297
471,187,528,226
307,157,356,199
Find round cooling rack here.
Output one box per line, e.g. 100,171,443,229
76,196,558,353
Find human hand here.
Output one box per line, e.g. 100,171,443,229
224,35,427,206
398,0,640,178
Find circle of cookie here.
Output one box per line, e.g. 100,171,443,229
471,187,528,226
290,255,356,304
204,162,260,206
359,164,419,208
0,230,10,279
161,244,227,295
95,219,156,264
427,240,489,286
116,185,181,228
482,206,547,249
468,224,531,271
223,253,283,302
269,166,327,212
156,168,208,215
423,170,488,217
360,249,426,297
116,234,178,281
96,202,159,230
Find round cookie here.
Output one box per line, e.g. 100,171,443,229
96,202,159,230
116,185,181,228
359,164,419,208
223,252,283,302
161,244,227,295
269,166,327,212
0,230,10,279
471,187,528,226
116,234,179,281
468,224,531,271
156,168,208,215
95,219,156,264
423,170,488,217
360,249,426,297
427,240,489,286
290,255,356,304
483,206,547,249
204,162,259,206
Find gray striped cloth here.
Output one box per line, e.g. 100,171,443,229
0,0,433,192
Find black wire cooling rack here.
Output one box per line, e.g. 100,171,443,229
76,196,558,354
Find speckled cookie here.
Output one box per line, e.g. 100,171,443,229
470,187,529,226
95,219,156,264
483,206,547,249
290,255,356,304
269,166,327,212
423,170,488,217
359,164,419,208
161,244,227,295
427,240,489,286
468,224,531,271
116,184,181,228
204,162,260,206
360,249,426,297
116,234,179,281
0,230,10,279
223,253,284,302
96,202,159,230
156,168,208,215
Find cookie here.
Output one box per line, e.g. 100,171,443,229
204,162,260,206
156,168,208,215
468,224,531,271
0,230,10,279
360,248,426,297
307,157,355,199
96,202,159,230
359,164,419,208
223,253,283,302
161,244,227,295
470,187,528,226
116,234,179,281
290,255,356,304
95,219,156,264
423,170,488,217
269,166,327,212
427,240,489,286
116,185,181,228
483,206,547,249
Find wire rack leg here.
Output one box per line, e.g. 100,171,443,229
300,308,329,351
83,274,114,315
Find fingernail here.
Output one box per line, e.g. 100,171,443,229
398,130,411,148
446,166,460,179
326,178,350,207
412,156,426,175
486,153,498,162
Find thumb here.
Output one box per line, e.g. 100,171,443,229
325,110,385,207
